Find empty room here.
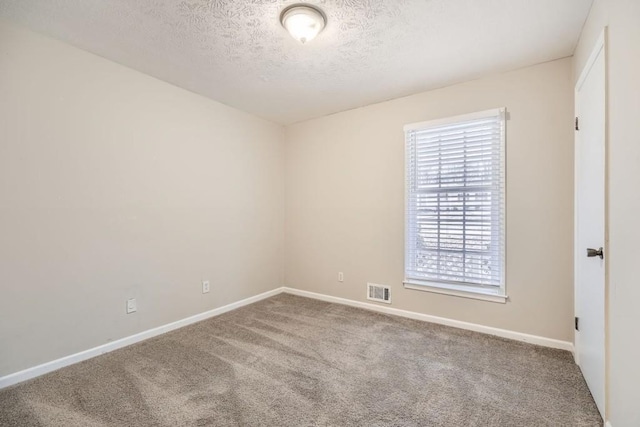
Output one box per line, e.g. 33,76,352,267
0,0,638,426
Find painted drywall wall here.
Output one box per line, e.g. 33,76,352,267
0,22,285,377
573,0,609,78
574,1,640,425
285,58,575,342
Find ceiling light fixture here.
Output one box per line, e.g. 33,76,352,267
279,4,326,44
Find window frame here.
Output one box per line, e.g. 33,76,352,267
403,108,507,303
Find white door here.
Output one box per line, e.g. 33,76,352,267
575,31,606,417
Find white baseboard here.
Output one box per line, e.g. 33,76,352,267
1,285,574,390
0,287,285,390
282,287,574,352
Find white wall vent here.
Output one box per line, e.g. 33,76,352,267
367,283,391,304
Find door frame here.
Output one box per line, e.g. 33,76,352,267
574,27,608,416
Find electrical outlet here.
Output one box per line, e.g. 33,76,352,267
202,280,210,294
338,272,344,282
126,298,137,314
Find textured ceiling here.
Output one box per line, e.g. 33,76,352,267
0,0,593,124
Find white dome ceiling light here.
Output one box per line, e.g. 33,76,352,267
280,4,327,44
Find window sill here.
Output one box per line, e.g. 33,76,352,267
403,280,508,304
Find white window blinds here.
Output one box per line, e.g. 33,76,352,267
404,108,505,291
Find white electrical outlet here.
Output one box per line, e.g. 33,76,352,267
126,298,137,314
338,272,344,282
202,280,210,294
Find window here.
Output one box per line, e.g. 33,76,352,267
404,108,506,302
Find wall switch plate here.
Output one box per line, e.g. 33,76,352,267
338,272,344,282
126,298,137,314
202,280,210,294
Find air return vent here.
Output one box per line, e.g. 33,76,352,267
367,283,391,304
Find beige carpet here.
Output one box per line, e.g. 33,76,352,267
0,293,601,426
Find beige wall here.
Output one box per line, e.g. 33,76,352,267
0,22,285,377
574,1,640,425
285,58,575,342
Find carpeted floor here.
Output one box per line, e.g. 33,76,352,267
0,294,601,426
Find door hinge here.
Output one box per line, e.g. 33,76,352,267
575,316,580,331
575,116,580,131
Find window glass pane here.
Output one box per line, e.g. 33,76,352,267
405,109,505,289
